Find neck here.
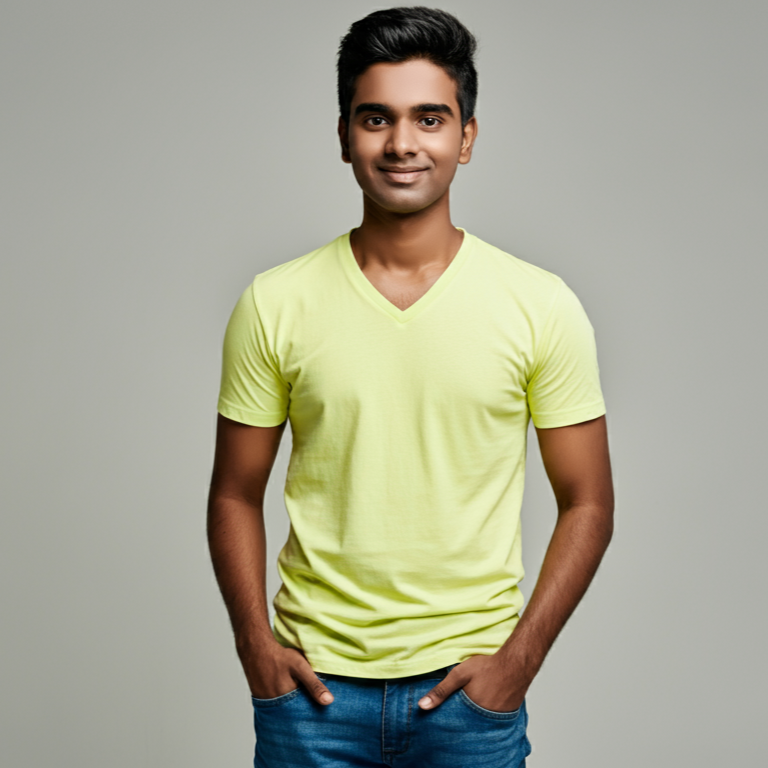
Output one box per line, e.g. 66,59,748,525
350,195,463,272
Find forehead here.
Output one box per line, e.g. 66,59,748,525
352,59,459,110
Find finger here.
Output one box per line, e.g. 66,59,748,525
297,667,335,705
418,672,460,710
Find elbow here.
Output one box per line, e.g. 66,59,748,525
601,501,615,550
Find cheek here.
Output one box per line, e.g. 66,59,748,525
425,134,463,163
350,133,381,163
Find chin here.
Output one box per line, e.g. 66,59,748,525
368,191,437,214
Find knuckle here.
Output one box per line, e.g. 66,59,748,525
309,680,328,696
430,683,448,699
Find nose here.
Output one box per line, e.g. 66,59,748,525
385,118,419,157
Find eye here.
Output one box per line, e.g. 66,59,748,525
420,117,442,127
364,116,388,126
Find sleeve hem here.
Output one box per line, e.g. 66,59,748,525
217,400,287,427
531,400,606,429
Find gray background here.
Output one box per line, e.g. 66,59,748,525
2,1,765,765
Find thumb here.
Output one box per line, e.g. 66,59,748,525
297,666,335,706
418,670,460,710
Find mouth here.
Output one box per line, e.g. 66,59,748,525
379,167,428,183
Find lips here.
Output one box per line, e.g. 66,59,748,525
379,167,428,183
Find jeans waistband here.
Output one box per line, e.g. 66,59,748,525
318,663,458,684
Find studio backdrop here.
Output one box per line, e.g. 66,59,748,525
1,1,765,766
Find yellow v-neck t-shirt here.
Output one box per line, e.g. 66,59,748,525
217,227,606,678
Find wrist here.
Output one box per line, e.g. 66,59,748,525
234,624,279,655
495,631,545,681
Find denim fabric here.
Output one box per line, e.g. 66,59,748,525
251,662,532,767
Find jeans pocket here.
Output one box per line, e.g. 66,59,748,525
457,688,524,721
251,686,302,707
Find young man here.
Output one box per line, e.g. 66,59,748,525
208,7,613,767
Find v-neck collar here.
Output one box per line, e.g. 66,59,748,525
339,226,474,324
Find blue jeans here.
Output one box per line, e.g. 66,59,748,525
251,662,532,767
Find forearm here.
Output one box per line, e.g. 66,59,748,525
206,494,276,650
497,502,613,677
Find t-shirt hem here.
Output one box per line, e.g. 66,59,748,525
531,400,606,429
302,652,467,679
217,400,287,427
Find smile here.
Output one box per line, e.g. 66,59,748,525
379,168,428,183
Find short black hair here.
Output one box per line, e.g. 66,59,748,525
337,6,479,129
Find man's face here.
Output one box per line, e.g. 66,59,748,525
338,58,477,215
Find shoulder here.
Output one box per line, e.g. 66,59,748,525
242,232,346,309
469,232,565,313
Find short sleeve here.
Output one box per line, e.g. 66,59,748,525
527,278,606,429
216,281,289,427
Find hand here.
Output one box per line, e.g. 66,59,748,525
238,638,334,706
417,653,530,712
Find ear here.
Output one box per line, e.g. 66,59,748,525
338,116,351,164
458,116,478,165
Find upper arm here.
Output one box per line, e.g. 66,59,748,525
526,278,612,514
216,281,290,429
527,279,605,430
211,279,291,506
209,412,287,508
535,415,614,515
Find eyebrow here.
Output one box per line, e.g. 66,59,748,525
353,102,455,119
